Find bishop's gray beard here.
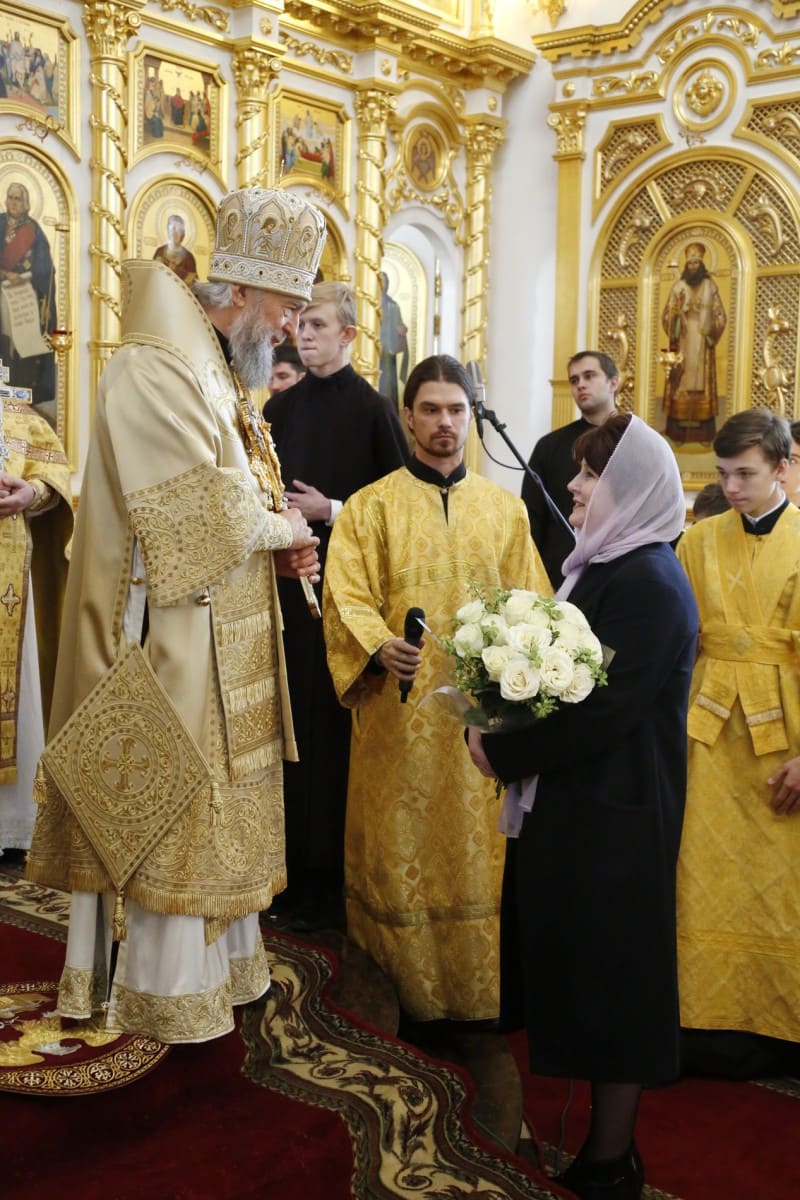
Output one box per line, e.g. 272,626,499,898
229,303,277,390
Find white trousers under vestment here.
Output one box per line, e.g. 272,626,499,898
58,892,270,1043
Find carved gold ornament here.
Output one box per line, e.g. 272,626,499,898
673,63,734,133
759,307,793,414
686,70,724,118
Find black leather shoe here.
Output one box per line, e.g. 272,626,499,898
553,1145,643,1200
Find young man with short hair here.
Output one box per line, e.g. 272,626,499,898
267,342,306,395
522,350,619,587
677,408,800,1072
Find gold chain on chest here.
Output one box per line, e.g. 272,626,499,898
232,371,285,513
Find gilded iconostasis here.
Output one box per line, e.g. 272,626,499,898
0,0,534,475
1,0,800,492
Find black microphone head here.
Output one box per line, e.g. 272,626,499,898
404,607,425,642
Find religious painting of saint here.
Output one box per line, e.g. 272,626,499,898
404,124,448,193
130,46,226,186
661,240,727,446
646,229,735,486
0,147,76,460
0,6,79,156
271,91,349,211
128,179,215,287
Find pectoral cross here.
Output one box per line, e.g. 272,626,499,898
0,359,33,469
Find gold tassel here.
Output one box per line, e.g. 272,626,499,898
112,891,127,942
209,782,222,826
33,761,47,806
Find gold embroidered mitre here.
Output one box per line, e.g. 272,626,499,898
40,643,210,893
208,187,326,301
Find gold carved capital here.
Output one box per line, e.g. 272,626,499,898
354,87,397,135
83,1,142,58
232,47,280,100
464,120,505,174
548,106,587,159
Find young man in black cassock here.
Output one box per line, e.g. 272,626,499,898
263,281,408,929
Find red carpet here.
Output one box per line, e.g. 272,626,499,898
508,1030,800,1199
0,921,354,1200
0,895,562,1200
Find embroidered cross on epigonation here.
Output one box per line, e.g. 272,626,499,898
0,585,20,616
725,568,745,591
1,687,16,710
101,736,150,794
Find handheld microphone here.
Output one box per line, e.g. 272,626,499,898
400,606,425,703
466,360,485,440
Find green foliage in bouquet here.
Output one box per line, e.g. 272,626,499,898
441,584,609,728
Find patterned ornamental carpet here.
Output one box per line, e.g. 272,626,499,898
0,872,170,1096
0,868,564,1199
241,932,565,1200
0,980,169,1095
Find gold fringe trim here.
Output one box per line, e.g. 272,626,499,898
204,916,229,946
228,739,283,780
217,611,271,647
124,874,286,922
227,675,276,716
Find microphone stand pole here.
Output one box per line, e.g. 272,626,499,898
475,398,576,542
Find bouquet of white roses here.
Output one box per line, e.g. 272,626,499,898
440,585,609,729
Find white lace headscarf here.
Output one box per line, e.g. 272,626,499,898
558,414,686,600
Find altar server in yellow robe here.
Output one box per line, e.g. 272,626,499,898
0,383,72,853
678,409,800,1059
324,354,549,1022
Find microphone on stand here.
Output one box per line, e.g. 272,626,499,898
466,360,486,440
400,606,425,703
464,359,575,543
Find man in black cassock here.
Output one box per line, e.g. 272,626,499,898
263,280,408,929
522,350,618,588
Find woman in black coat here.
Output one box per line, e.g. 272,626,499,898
469,414,698,1200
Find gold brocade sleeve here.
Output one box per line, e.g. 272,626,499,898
127,460,290,607
324,491,395,708
104,344,292,606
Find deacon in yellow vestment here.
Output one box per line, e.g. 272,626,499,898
324,460,549,1021
677,505,800,1042
0,394,72,848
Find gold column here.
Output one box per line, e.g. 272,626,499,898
84,0,142,404
353,85,396,384
462,118,505,472
548,104,587,429
232,45,280,189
